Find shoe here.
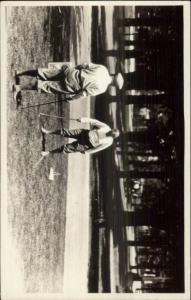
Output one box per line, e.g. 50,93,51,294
12,84,22,103
41,151,49,157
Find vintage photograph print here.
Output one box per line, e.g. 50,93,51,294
1,1,190,299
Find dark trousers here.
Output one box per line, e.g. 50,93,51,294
49,128,93,154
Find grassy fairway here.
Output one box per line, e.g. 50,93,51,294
6,7,70,292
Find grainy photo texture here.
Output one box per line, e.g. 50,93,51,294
1,1,190,299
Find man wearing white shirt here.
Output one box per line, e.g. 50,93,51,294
41,117,119,155
13,63,124,102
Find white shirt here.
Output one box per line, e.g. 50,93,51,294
80,63,112,96
80,117,113,154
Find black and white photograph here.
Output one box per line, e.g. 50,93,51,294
1,1,190,299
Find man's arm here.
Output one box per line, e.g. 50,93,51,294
85,138,113,154
80,117,111,130
68,90,88,101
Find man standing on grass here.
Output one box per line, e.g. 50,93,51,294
41,117,120,156
13,63,124,102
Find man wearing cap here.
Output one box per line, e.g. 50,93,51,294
13,63,124,101
40,117,120,155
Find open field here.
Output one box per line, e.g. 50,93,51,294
4,5,93,294
6,6,70,292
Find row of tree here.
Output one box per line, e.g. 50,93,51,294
118,6,184,293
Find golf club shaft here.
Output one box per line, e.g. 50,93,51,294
39,113,78,121
40,113,65,119
20,98,69,109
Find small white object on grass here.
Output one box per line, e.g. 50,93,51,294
49,168,61,181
